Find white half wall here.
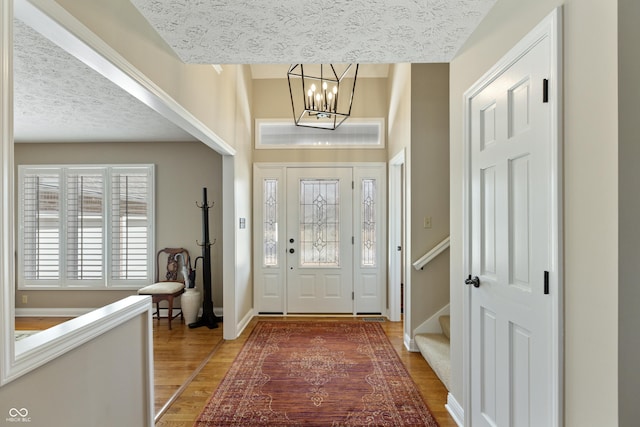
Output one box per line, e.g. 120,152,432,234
0,299,154,426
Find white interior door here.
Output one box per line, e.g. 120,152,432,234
468,17,558,426
286,168,353,313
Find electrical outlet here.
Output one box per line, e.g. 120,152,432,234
424,216,432,229
22,295,28,304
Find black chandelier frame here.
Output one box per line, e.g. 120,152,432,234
287,64,359,130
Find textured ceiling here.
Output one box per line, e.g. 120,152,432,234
251,63,390,79
13,19,196,143
13,0,498,144
129,0,497,64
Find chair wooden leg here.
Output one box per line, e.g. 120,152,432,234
143,292,184,330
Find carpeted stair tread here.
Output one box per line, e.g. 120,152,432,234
415,333,450,391
439,315,450,340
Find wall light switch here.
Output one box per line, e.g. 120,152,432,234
424,216,432,229
22,295,28,304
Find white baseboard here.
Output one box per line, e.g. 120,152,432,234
404,332,419,352
234,308,254,338
413,303,450,335
15,307,95,317
445,392,464,427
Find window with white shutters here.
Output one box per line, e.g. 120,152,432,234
18,165,154,289
111,169,151,282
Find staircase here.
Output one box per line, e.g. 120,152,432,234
415,315,450,390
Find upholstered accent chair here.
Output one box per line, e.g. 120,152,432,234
137,247,190,330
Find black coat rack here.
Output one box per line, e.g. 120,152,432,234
189,188,219,329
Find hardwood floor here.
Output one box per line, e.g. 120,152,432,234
15,316,73,330
16,316,457,426
155,316,457,426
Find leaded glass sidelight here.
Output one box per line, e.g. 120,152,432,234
361,179,377,266
263,179,279,266
299,179,340,266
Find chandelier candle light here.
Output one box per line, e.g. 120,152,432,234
287,64,359,130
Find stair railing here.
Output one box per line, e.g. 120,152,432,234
412,236,450,270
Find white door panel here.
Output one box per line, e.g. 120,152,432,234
469,27,554,427
286,168,353,313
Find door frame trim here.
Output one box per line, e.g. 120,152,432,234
462,8,563,426
388,150,405,322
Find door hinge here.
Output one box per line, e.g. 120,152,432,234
544,270,550,294
543,79,549,103
352,180,354,189
352,236,354,244
352,291,354,300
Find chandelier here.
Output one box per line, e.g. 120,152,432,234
287,64,359,130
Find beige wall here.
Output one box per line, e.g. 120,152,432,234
409,63,450,333
618,0,639,424
22,0,255,337
252,77,388,164
14,141,224,310
0,313,152,427
386,63,450,340
232,65,254,325
386,63,411,328
450,0,618,424
387,64,411,160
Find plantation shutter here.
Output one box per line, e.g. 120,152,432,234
66,171,105,281
111,168,152,281
18,164,154,289
21,170,62,280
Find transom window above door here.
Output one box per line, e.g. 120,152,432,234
255,119,385,149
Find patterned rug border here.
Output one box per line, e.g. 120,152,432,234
195,320,438,427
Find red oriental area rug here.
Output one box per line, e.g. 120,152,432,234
194,321,438,426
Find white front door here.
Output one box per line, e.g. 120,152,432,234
286,167,353,313
466,12,561,427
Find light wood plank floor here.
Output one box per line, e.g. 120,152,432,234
16,316,457,426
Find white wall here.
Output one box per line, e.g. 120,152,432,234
0,309,153,427
450,0,618,424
